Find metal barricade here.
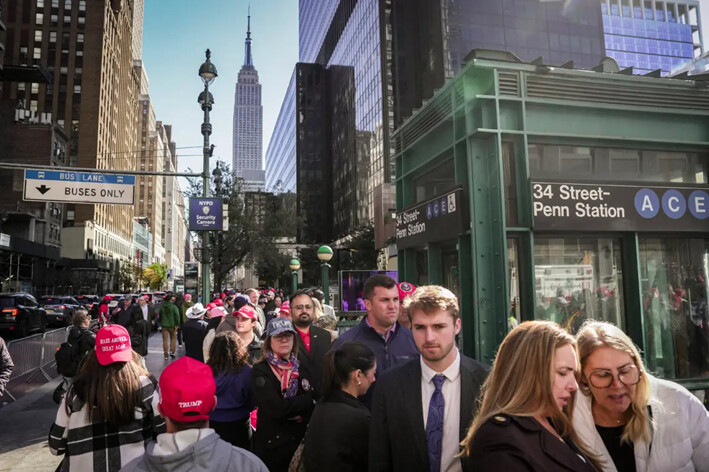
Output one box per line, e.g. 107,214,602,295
40,328,68,380
6,333,45,383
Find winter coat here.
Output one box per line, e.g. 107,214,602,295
179,301,194,324
158,301,180,328
251,360,316,472
182,318,208,362
120,429,267,472
66,326,95,361
0,337,14,395
304,390,370,472
210,365,253,423
574,375,709,472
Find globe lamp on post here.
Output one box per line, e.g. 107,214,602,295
317,245,333,305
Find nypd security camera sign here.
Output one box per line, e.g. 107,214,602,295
189,198,223,231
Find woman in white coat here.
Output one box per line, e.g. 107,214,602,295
574,321,709,472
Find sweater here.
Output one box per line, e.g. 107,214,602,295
158,302,180,328
210,366,253,423
573,375,709,472
120,429,267,472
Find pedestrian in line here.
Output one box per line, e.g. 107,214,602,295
278,301,291,320
304,342,376,472
207,331,254,450
202,302,227,363
459,321,599,471
396,281,416,329
333,274,419,406
110,296,133,326
179,293,194,346
159,295,180,360
125,296,150,357
216,304,263,365
291,290,332,394
121,356,267,472
245,288,266,337
48,325,165,472
312,289,336,320
369,285,488,472
63,310,96,376
251,318,316,472
98,296,111,326
182,303,209,362
0,336,14,399
574,321,709,471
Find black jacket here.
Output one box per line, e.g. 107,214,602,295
124,305,149,356
304,390,370,472
0,337,14,394
251,360,315,472
296,324,331,395
182,318,209,362
67,326,96,359
247,336,263,365
369,355,489,472
463,415,597,472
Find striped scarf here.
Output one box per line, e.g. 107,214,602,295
267,351,300,398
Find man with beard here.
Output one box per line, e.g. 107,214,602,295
369,285,488,472
291,291,331,394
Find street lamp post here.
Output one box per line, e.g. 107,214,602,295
289,258,301,295
317,245,333,305
198,49,217,304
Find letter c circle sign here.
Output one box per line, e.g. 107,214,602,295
661,190,686,219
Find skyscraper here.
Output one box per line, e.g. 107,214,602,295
232,11,263,185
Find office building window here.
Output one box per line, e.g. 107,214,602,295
534,237,625,332
37,0,45,7
34,30,43,42
73,85,81,94
49,31,57,42
77,33,84,43
31,83,39,94
36,13,44,24
78,0,85,11
63,15,70,24
33,47,41,59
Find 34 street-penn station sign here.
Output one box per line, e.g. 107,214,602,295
532,181,709,232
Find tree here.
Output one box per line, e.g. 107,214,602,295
185,163,301,292
118,262,137,292
142,262,168,290
338,223,379,271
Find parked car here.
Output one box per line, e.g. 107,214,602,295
38,295,82,327
104,294,124,309
76,295,100,319
151,291,166,304
0,293,47,337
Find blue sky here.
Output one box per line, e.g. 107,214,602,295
142,0,298,176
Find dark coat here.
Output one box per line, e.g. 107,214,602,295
369,355,489,472
182,318,209,362
463,415,597,472
304,390,370,472
296,324,331,395
251,360,315,472
0,337,14,394
247,336,263,365
67,326,96,359
124,304,150,356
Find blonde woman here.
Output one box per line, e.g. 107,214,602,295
460,321,599,471
574,321,709,471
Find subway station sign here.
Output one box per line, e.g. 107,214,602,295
532,181,709,232
396,187,468,249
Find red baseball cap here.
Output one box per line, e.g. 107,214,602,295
205,302,217,311
279,301,290,314
234,305,258,320
213,299,225,306
397,282,416,301
95,325,133,366
159,357,216,422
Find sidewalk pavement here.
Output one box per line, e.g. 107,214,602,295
0,330,184,471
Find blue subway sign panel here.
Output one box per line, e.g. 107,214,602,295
396,187,467,249
532,181,708,231
189,198,223,231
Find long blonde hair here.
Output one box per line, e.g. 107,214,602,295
576,320,653,444
461,321,597,467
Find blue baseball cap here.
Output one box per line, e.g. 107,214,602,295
266,318,296,338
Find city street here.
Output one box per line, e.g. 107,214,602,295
0,331,183,471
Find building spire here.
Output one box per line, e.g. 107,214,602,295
244,6,253,68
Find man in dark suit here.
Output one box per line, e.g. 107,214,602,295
369,285,488,472
291,291,332,395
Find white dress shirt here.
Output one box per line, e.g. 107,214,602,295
141,304,149,322
421,350,462,472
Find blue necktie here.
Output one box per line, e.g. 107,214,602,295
426,374,446,472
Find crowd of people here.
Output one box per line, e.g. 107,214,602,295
32,275,709,471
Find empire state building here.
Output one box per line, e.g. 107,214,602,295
232,12,263,189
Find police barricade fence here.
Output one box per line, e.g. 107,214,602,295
4,328,66,402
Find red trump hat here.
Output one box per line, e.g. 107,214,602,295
159,357,216,422
95,325,133,366
397,282,416,302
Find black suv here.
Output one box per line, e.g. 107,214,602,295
76,295,100,319
38,295,82,327
0,293,47,337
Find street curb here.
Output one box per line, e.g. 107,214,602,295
0,378,63,416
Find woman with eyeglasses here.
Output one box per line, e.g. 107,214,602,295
574,321,709,471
